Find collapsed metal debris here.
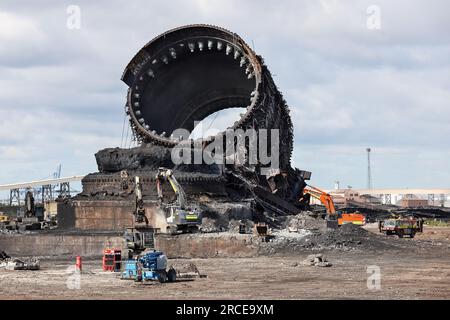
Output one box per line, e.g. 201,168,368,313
75,25,311,227
122,25,293,163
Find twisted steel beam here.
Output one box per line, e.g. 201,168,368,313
121,24,293,171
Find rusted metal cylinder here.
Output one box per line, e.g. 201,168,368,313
122,24,293,171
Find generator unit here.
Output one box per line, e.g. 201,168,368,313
121,250,176,283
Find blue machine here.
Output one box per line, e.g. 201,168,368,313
121,251,177,283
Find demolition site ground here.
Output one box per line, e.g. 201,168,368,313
1,224,449,300
2,24,449,302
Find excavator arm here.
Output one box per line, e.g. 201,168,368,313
303,185,365,228
303,185,339,229
303,185,337,215
156,168,186,209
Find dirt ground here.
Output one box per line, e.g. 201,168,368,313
1,225,449,300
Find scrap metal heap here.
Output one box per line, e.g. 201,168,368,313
81,25,311,222
0,251,40,270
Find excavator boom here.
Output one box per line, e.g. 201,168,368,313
167,175,186,209
302,185,365,228
303,185,336,215
302,185,339,229
133,176,148,225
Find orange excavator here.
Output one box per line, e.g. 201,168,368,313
303,185,365,229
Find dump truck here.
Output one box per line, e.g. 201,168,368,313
379,217,424,238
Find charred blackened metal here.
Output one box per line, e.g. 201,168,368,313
122,24,293,172
82,25,310,220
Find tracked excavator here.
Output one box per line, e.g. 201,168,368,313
156,167,202,234
303,185,365,229
125,175,154,258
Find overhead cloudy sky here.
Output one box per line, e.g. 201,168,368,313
0,0,449,194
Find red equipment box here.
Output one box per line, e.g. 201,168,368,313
102,249,121,272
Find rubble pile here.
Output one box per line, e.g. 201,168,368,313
283,213,328,232
199,202,254,233
298,253,332,267
256,217,409,255
0,250,40,271
169,261,207,279
300,223,389,252
228,219,255,234
0,227,32,235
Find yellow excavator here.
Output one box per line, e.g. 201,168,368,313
156,168,202,233
0,212,9,224
303,185,365,229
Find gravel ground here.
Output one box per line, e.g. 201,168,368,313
1,226,449,300
1,250,449,300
